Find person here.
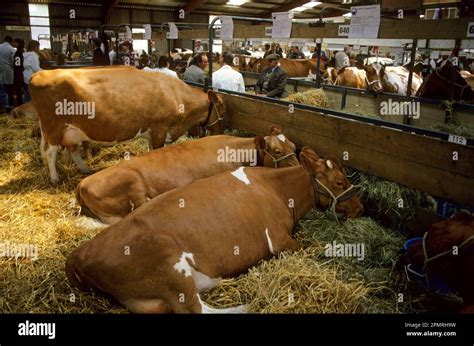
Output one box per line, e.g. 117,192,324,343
263,43,271,58
144,55,178,79
0,36,15,113
212,52,245,93
288,46,305,59
109,45,117,65
194,40,204,54
335,45,350,71
118,41,134,66
23,40,41,102
12,38,25,107
182,52,208,84
275,43,283,58
255,54,288,99
92,38,110,66
311,43,328,63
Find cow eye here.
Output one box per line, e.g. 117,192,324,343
336,181,344,188
274,149,281,155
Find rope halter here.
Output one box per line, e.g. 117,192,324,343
262,149,296,168
206,103,224,128
310,175,358,223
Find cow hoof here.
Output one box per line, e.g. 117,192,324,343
50,177,59,184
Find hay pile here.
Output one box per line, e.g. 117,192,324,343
283,88,330,108
431,122,474,139
0,114,428,314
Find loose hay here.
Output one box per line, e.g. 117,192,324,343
283,88,330,108
431,122,474,139
0,115,429,314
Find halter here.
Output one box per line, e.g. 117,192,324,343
310,175,358,222
199,103,224,134
421,231,474,290
262,149,296,168
365,76,381,88
434,69,471,98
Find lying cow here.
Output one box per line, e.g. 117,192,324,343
66,147,363,313
407,212,474,312
76,126,298,225
29,66,225,183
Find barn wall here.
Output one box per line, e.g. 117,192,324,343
0,1,31,44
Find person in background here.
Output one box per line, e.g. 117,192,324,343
255,54,288,99
12,38,25,108
312,43,328,63
288,46,305,59
263,43,271,58
0,36,15,113
275,43,283,58
23,40,41,103
212,52,245,93
194,40,204,54
109,45,117,65
92,38,110,66
144,55,178,79
182,52,208,84
335,45,350,71
118,41,134,66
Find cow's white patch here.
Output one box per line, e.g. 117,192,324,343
265,228,275,255
129,200,135,211
231,167,250,185
197,294,247,314
277,134,286,143
193,270,221,292
326,160,334,169
45,145,59,183
173,252,195,277
75,216,108,230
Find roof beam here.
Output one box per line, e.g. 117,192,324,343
182,0,208,15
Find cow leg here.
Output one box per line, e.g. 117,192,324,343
45,144,60,183
120,298,173,314
149,126,168,150
68,145,90,173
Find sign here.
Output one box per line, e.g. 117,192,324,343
467,22,474,38
349,5,381,39
220,16,234,40
338,25,350,37
166,22,178,39
448,134,467,146
143,24,151,40
265,27,272,37
272,11,292,39
125,26,132,40
5,26,30,31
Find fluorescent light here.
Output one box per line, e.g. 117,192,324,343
227,0,247,5
293,1,322,12
343,12,352,17
419,14,425,18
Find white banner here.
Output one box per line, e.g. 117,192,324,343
349,5,381,39
125,26,132,40
143,24,151,40
272,11,293,39
166,22,178,39
220,16,234,40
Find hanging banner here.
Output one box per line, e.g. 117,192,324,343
349,5,381,39
220,16,234,40
272,11,293,39
143,24,152,40
166,22,178,39
125,26,132,40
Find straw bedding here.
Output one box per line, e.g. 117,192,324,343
0,114,431,313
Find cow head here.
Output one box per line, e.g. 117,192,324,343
253,125,298,168
299,147,363,218
363,63,383,94
407,212,474,304
322,68,337,85
206,90,225,135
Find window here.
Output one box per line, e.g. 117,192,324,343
29,4,51,49
132,28,148,54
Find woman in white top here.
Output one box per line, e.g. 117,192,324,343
23,40,42,102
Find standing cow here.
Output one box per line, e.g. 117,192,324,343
66,147,363,313
29,66,225,183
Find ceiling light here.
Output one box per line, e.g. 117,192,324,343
293,1,322,12
227,0,247,5
343,12,352,17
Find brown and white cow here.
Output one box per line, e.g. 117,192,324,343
378,65,423,96
66,147,363,313
407,212,474,312
29,66,225,183
76,127,298,225
258,58,319,78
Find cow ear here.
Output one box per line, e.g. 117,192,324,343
270,125,282,135
208,90,219,104
254,136,266,150
300,147,324,174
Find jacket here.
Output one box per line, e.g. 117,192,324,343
255,66,288,98
0,42,15,84
23,51,41,84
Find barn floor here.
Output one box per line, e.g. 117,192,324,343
0,115,462,313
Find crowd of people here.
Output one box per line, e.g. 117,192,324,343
0,36,42,114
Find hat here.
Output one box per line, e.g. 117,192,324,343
266,54,280,61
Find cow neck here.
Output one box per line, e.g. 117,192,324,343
182,86,212,128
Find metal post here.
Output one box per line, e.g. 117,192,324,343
208,16,221,86
316,43,321,88
405,39,417,125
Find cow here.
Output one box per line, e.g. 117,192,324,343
417,61,474,102
76,126,298,225
257,58,320,78
407,212,474,312
66,147,363,313
379,65,423,96
460,70,474,91
29,66,225,183
322,67,337,85
333,66,383,93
